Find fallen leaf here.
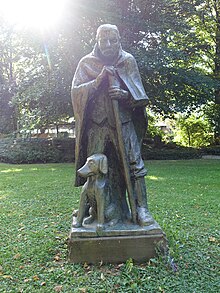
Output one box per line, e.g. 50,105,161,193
33,275,40,281
208,236,216,242
3,275,13,279
54,285,63,292
100,273,105,280
114,284,120,288
13,253,21,259
54,255,61,261
41,282,46,286
115,263,123,270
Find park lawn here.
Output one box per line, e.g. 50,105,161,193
0,160,219,292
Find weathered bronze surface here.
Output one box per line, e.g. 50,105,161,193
68,234,167,264
69,24,167,262
71,218,163,238
71,23,154,226
72,154,120,232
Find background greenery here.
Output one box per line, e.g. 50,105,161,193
0,0,220,144
1,137,220,164
0,160,219,292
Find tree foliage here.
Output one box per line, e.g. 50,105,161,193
174,113,214,147
0,21,17,134
0,0,220,141
203,102,220,144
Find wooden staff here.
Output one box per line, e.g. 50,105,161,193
108,73,137,224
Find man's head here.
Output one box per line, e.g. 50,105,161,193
96,24,121,62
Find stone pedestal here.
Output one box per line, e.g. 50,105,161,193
68,220,168,264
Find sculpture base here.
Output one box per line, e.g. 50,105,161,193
67,220,168,264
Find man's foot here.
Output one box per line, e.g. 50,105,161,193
137,207,154,226
96,224,105,232
108,218,119,227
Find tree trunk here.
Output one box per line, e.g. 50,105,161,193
215,0,220,104
186,127,191,147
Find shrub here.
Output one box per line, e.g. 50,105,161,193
142,145,201,160
0,138,219,164
200,145,220,156
0,138,75,164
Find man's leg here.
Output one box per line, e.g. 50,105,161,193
122,121,154,226
87,123,106,156
134,177,154,225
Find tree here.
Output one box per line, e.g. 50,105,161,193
174,113,214,147
1,0,220,137
62,0,217,112
0,22,75,136
190,0,220,143
203,102,220,144
0,21,18,134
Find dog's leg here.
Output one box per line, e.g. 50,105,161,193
96,191,105,232
84,206,96,225
73,188,87,228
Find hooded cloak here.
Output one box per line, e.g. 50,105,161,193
71,45,148,186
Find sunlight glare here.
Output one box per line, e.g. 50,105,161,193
0,0,67,30
148,175,163,181
1,168,23,173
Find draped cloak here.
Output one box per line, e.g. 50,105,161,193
71,46,149,187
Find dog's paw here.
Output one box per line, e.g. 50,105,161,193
72,209,78,217
72,222,82,228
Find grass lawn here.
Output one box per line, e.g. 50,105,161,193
0,160,219,292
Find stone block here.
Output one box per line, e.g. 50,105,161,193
68,220,168,264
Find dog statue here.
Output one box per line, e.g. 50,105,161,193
73,153,119,231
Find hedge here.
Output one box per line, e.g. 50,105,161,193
0,138,75,164
0,138,219,164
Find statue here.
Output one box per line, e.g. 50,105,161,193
68,24,167,264
71,24,154,229
73,153,120,231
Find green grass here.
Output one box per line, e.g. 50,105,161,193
0,160,219,292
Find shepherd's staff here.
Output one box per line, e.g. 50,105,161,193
108,72,137,224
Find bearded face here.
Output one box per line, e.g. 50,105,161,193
97,29,121,62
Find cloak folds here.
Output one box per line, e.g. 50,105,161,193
71,47,149,186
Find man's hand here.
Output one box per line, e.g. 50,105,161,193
108,86,129,100
95,66,114,88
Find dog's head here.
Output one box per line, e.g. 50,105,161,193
77,154,108,178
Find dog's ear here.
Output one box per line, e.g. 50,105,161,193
99,155,108,174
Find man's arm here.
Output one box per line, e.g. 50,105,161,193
72,60,115,96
